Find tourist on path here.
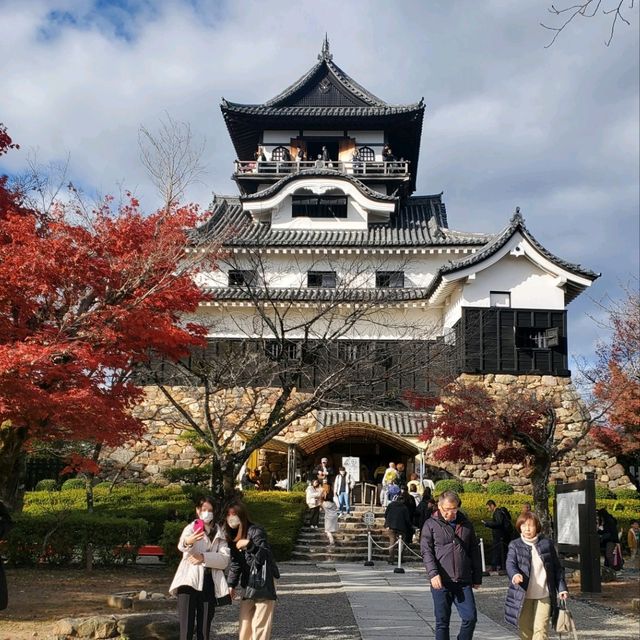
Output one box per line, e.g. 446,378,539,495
321,482,339,546
380,462,398,507
504,511,568,640
384,485,412,563
597,507,619,568
414,489,435,533
482,499,514,572
305,479,323,528
627,520,639,559
169,496,230,640
421,490,482,640
333,466,353,517
226,501,279,640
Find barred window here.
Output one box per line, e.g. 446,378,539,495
376,271,404,288
292,195,347,218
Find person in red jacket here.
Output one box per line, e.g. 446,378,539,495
421,490,482,640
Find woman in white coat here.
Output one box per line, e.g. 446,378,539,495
169,496,231,640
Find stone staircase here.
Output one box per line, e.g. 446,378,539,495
291,504,423,564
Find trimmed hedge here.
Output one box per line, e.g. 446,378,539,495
4,513,148,566
486,480,515,495
61,478,86,490
594,484,616,499
34,479,58,491
434,479,464,494
462,481,485,494
614,488,639,501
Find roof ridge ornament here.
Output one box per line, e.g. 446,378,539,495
318,33,333,61
511,206,524,224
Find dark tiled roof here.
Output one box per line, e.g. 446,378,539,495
425,211,600,299
203,287,432,303
241,169,397,202
220,102,424,118
197,194,490,248
316,409,426,436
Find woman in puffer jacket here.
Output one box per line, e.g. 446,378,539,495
504,511,568,639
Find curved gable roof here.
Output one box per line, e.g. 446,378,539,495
241,168,396,203
425,210,600,303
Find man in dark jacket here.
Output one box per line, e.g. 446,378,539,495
421,490,482,640
384,485,412,563
482,499,513,572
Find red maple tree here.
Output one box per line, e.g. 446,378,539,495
0,125,212,506
589,288,640,481
418,380,576,530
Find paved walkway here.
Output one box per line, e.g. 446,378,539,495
335,563,517,640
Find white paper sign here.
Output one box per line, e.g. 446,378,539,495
342,456,360,482
556,489,586,546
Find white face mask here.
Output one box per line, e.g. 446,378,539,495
227,514,241,528
200,510,214,524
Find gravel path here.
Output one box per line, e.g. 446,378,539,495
211,562,360,640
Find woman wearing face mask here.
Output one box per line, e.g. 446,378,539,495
169,496,230,640
504,512,568,639
226,501,279,640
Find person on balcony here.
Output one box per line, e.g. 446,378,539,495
351,147,362,174
254,146,267,173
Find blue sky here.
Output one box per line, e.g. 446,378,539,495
1,0,638,363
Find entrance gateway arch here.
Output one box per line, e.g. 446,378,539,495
282,410,424,495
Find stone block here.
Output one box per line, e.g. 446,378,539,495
76,615,119,638
607,464,625,481
108,595,133,609
117,608,179,636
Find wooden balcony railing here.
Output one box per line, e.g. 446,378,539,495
234,159,410,178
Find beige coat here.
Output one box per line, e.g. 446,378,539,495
169,522,230,597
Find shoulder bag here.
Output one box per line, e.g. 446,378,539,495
555,599,578,640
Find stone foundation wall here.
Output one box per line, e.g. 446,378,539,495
101,375,635,493
420,373,635,493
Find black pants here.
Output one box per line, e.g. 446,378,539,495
177,570,215,640
490,536,507,570
309,506,320,526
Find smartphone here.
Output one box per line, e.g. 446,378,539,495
193,518,205,534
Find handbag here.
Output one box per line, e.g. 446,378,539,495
215,593,232,607
244,558,270,600
555,600,578,640
612,543,624,570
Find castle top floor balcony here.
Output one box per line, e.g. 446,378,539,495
233,159,410,181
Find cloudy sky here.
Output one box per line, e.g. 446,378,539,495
1,0,638,361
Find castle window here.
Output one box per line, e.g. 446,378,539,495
292,195,347,218
307,271,337,288
516,327,559,350
376,271,404,288
228,270,257,286
490,291,511,307
358,146,375,161
271,145,291,161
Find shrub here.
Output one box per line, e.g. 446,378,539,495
160,520,188,568
290,481,308,492
434,479,464,495
163,465,212,485
615,488,640,501
486,480,515,495
92,482,113,491
34,479,58,491
5,513,148,566
547,483,556,497
61,478,86,491
462,481,485,494
594,484,615,500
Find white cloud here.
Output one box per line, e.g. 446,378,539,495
0,0,638,359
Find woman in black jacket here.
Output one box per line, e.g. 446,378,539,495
226,501,279,640
504,512,568,639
